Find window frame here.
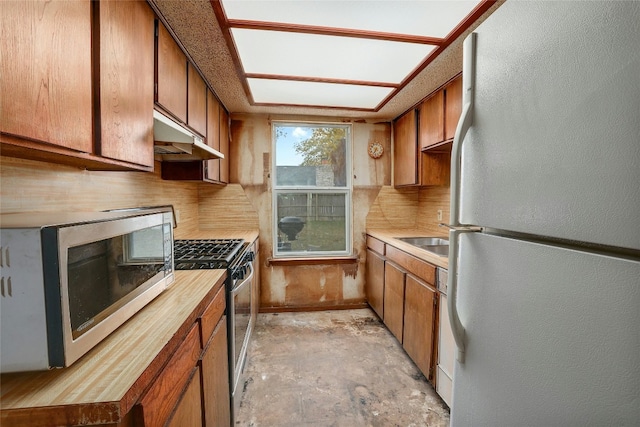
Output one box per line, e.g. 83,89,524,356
271,121,352,258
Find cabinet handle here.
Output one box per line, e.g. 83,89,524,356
448,32,477,364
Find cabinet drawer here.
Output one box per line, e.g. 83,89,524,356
385,245,436,285
366,236,385,255
200,284,226,347
135,323,201,426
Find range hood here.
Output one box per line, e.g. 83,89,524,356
153,110,224,161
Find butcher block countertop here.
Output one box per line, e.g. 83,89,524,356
0,269,226,426
366,229,449,269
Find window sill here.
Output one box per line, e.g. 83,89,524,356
267,256,358,266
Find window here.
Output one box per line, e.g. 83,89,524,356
273,122,351,257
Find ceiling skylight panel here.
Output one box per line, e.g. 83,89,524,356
221,0,484,38
232,29,436,83
247,78,394,109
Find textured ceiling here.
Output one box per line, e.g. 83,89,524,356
148,0,503,121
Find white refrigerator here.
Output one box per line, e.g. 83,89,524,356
447,1,640,426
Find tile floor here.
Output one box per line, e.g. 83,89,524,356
235,308,450,426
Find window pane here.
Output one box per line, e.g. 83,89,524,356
275,125,348,187
276,192,347,254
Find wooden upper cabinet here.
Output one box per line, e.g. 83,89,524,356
206,90,221,152
157,21,187,122
444,75,463,141
0,0,92,152
188,63,207,136
419,91,445,150
205,90,222,182
417,74,462,150
393,109,418,187
98,0,154,168
219,108,230,183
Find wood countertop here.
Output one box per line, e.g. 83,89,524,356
0,269,226,426
366,229,449,269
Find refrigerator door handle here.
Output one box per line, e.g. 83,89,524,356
446,227,481,364
447,32,477,364
450,32,476,225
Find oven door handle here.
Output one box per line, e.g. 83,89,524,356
231,262,254,293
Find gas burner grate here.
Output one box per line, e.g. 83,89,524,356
174,239,245,269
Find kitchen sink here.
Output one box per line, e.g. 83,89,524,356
396,237,449,246
395,237,449,257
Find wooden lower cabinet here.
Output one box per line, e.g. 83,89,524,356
383,262,406,343
134,278,230,427
168,367,203,427
134,324,202,426
0,270,231,427
365,248,385,319
367,235,441,384
201,317,231,427
403,274,437,382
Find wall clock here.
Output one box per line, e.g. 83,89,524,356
368,141,384,159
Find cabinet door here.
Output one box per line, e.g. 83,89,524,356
167,366,204,427
365,249,385,319
157,21,187,122
444,75,462,141
135,324,202,426
201,317,231,427
205,91,221,182
98,0,154,167
188,63,207,136
219,108,230,183
393,110,418,187
1,0,92,152
419,91,445,149
420,151,451,187
383,262,405,342
403,274,437,382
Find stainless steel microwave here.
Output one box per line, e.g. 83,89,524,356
0,207,174,373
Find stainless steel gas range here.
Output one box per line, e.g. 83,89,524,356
174,238,257,423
